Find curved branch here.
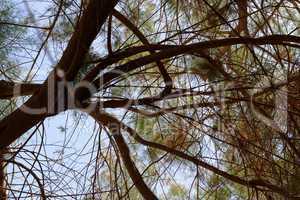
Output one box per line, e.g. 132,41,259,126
91,111,290,197
113,9,173,96
93,34,300,90
6,160,46,200
90,110,158,200
84,34,300,85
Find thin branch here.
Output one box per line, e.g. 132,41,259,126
91,111,291,197
91,110,158,200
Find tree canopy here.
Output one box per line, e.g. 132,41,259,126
0,0,299,199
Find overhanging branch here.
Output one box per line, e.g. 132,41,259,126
0,0,120,149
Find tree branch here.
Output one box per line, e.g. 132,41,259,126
0,0,119,149
90,110,158,200
0,80,42,99
91,111,290,197
92,34,300,90
113,9,173,96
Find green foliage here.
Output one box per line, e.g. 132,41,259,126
135,115,156,136
0,100,15,119
189,57,222,81
0,1,15,61
0,0,24,79
207,175,233,200
165,183,187,200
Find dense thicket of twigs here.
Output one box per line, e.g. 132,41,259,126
0,0,299,199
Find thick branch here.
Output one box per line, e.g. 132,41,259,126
93,34,300,90
236,0,249,35
0,80,42,99
85,34,300,85
0,0,119,149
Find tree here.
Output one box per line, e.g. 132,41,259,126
0,1,28,198
0,0,299,199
